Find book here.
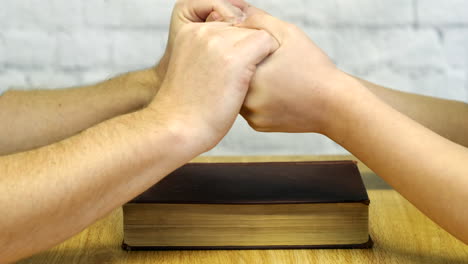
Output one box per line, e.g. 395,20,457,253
122,161,372,250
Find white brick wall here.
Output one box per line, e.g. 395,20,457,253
57,30,113,69
1,0,82,29
0,0,467,155
112,31,167,69
2,30,56,67
444,29,468,68
84,0,172,29
418,0,468,25
303,0,414,26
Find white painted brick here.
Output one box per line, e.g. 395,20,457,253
112,31,167,69
302,0,413,26
1,0,82,29
418,0,468,25
248,0,306,25
302,28,338,62
57,31,112,69
331,28,446,71
85,0,174,28
444,29,468,68
0,35,5,66
443,69,468,102
3,30,56,67
0,71,28,95
0,5,6,28
26,70,81,89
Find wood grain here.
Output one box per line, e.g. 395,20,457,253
17,156,468,264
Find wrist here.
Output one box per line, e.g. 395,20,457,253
319,71,375,140
155,54,169,82
131,68,162,107
141,104,210,159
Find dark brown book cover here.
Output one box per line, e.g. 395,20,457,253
124,160,372,250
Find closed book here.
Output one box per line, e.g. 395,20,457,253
122,161,372,250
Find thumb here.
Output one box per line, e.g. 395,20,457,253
236,6,288,44
187,0,246,22
206,11,223,22
234,29,279,68
206,10,244,23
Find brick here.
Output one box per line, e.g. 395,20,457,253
301,28,446,71
3,30,56,67
418,0,468,25
248,0,306,25
57,30,112,69
302,28,338,62
112,31,167,69
303,0,413,26
0,71,28,95
443,69,467,102
330,28,446,71
443,29,468,68
1,0,82,29
0,35,5,66
85,0,173,28
26,70,81,89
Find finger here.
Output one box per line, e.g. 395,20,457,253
244,4,271,16
225,0,249,11
236,6,287,44
233,29,279,67
206,11,222,22
187,0,246,23
206,11,241,23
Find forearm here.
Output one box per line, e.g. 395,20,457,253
326,74,468,244
0,68,161,155
352,75,468,147
0,107,199,263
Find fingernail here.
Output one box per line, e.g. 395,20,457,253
236,13,247,23
212,12,222,21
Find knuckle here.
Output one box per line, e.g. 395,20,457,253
220,52,236,64
191,25,209,40
284,22,299,35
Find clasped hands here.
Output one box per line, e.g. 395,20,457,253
149,0,363,154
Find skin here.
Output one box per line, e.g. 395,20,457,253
0,0,277,262
355,77,468,148
0,69,160,155
0,0,249,157
238,6,468,244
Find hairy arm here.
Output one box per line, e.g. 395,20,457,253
0,19,277,262
0,108,196,263
0,69,160,155
353,76,468,147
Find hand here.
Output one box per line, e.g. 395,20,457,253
155,0,248,81
148,22,278,153
238,7,356,134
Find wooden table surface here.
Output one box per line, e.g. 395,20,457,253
18,156,468,264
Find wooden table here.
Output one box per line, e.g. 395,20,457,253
18,156,468,264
